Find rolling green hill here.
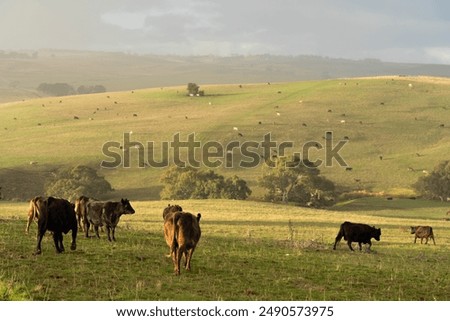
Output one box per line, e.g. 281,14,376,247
0,76,449,201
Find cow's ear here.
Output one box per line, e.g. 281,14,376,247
197,213,201,222
121,198,124,203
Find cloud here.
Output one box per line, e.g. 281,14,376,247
0,0,449,63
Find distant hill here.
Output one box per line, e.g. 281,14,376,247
0,76,449,201
1,49,450,103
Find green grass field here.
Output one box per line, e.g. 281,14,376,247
0,198,448,301
0,77,449,301
1,76,449,200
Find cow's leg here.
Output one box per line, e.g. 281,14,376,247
70,228,77,251
185,247,196,271
53,232,64,253
431,235,436,245
367,240,372,252
421,237,424,244
358,242,362,251
106,226,112,241
347,240,354,251
94,225,101,239
112,227,116,242
175,245,185,275
35,232,45,255
84,221,90,238
414,236,417,243
425,237,429,244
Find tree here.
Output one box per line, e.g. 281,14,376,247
37,83,75,96
413,160,450,201
259,157,336,207
45,165,112,201
160,166,251,200
187,83,200,96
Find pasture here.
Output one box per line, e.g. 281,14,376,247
0,198,448,301
0,76,449,201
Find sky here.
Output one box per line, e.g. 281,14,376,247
1,0,450,64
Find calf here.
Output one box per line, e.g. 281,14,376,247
34,197,77,255
164,211,201,275
333,221,381,251
410,226,435,245
85,199,135,241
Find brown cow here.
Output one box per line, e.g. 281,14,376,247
74,195,98,231
25,196,45,234
34,196,77,255
85,199,135,241
410,226,436,245
162,203,183,220
164,211,201,275
333,221,381,251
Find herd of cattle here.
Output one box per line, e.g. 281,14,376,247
25,196,436,275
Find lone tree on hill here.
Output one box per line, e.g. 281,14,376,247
413,160,450,201
187,83,204,96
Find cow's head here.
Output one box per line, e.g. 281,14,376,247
373,227,381,241
410,226,417,234
121,198,135,215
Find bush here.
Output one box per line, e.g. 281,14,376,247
259,157,336,207
45,165,112,201
413,160,450,201
160,166,251,200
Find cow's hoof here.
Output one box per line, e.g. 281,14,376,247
70,244,76,251
34,250,42,255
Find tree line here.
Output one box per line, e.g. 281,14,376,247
37,83,106,96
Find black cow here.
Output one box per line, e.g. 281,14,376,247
164,211,201,275
85,199,135,241
34,197,77,255
410,226,435,245
333,221,381,251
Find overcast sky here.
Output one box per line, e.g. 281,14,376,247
1,0,450,64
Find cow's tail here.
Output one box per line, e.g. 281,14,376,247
333,223,345,250
171,212,182,254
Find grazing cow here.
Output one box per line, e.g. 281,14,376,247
34,197,77,255
85,199,135,241
164,211,201,275
25,196,45,234
333,221,381,251
410,226,435,245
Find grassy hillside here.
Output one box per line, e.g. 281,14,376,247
0,198,448,300
0,76,449,200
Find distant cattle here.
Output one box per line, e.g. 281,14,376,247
85,199,135,241
25,196,45,234
333,221,381,251
410,226,435,245
34,197,78,255
164,210,201,275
